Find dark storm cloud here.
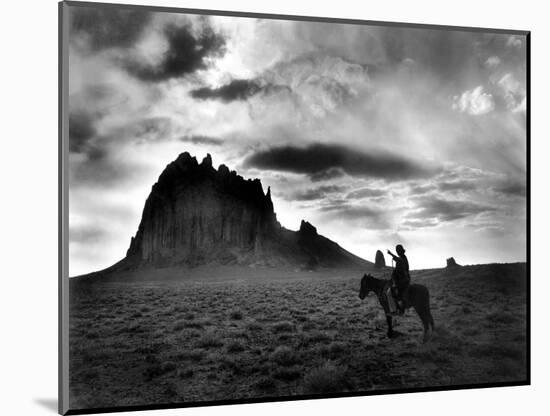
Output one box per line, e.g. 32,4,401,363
70,6,152,51
68,83,131,158
346,187,386,199
245,143,437,181
291,185,347,201
310,168,345,182
409,196,496,222
70,6,226,82
179,135,223,146
191,79,293,102
68,111,109,161
493,182,526,197
191,79,262,102
69,110,97,153
127,24,226,82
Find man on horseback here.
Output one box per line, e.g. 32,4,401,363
387,244,410,314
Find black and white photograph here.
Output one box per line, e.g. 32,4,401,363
60,1,528,413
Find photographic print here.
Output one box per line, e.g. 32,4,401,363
59,1,529,414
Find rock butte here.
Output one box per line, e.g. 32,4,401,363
77,152,372,279
375,250,386,268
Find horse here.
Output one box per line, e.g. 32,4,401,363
358,273,435,342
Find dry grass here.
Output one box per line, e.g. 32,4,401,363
69,265,527,409
271,346,300,366
303,362,350,394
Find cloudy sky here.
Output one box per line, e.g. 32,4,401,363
67,4,527,276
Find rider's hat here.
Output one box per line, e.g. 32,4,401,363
396,244,405,254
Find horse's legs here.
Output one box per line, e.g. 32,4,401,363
418,308,432,343
386,315,394,338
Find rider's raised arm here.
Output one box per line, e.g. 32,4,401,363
387,250,398,261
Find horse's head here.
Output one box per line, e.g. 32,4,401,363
359,273,374,300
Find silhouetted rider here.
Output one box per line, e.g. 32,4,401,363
387,244,410,314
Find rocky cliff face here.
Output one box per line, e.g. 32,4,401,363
93,152,370,276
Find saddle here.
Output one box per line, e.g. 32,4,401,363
384,282,404,315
